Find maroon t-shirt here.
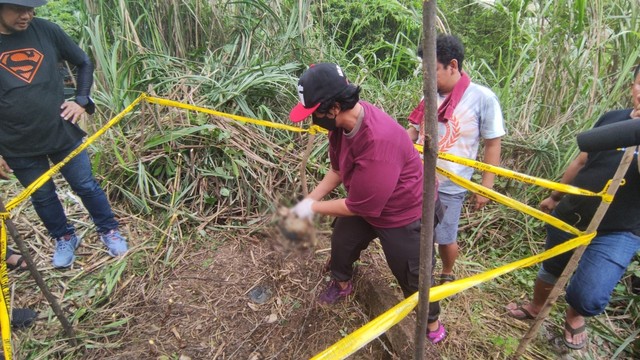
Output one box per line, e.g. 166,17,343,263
329,101,424,228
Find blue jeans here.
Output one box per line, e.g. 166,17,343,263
539,224,640,316
434,191,466,245
4,143,118,238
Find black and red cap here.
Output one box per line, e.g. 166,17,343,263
0,0,47,6
289,63,349,122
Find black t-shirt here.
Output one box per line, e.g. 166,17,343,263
0,18,86,157
555,109,640,234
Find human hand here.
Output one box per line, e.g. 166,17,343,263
0,157,13,180
631,92,640,118
539,196,559,214
60,101,86,124
473,194,490,211
291,198,315,220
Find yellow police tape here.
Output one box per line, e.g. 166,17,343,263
310,232,596,360
144,96,328,135
5,95,146,212
0,93,324,358
437,167,583,236
415,144,613,203
0,214,11,360
0,94,604,360
310,137,595,359
0,94,145,359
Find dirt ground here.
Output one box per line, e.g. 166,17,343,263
58,227,402,360
2,177,415,359
5,182,633,359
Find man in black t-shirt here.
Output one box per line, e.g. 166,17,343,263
506,65,640,350
0,0,128,268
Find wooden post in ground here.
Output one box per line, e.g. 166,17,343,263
514,145,637,358
300,132,316,198
0,199,77,347
414,1,438,359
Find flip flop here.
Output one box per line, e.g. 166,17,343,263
506,303,536,320
438,273,456,285
563,321,587,350
438,274,458,299
11,308,38,329
6,249,27,272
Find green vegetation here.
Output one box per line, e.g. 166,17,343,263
13,0,638,358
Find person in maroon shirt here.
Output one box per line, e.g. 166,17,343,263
289,63,446,343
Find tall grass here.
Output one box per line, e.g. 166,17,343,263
474,0,640,174
78,0,320,221
443,2,640,357
27,0,639,358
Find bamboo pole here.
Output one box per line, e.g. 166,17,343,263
300,132,316,197
0,199,77,346
514,145,637,357
299,132,317,246
414,1,438,358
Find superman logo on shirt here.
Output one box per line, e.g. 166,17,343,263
0,48,44,83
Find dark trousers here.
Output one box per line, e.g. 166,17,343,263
330,216,441,323
4,142,118,238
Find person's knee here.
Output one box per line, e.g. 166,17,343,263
30,188,60,207
537,265,559,285
566,288,607,316
70,176,102,196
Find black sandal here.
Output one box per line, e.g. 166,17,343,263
6,248,27,272
11,308,38,329
563,321,587,350
438,273,456,285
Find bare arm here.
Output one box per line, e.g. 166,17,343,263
305,169,356,217
474,137,502,210
540,152,589,213
312,198,355,217
308,169,342,201
300,169,354,216
407,126,419,142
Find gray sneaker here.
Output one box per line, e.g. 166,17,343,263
99,229,128,256
52,234,81,268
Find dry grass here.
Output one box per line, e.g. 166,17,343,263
2,110,637,360
4,175,637,359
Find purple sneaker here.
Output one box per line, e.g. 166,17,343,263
427,320,447,344
318,280,353,305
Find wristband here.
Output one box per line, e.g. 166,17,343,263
75,95,96,115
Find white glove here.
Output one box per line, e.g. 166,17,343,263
291,198,315,220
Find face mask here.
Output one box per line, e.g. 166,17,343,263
312,114,338,131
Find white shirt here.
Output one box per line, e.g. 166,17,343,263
414,83,506,194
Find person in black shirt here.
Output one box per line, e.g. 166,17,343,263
506,65,640,350
0,0,128,268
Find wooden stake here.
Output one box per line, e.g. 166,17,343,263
415,1,438,359
300,132,316,198
0,198,77,347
